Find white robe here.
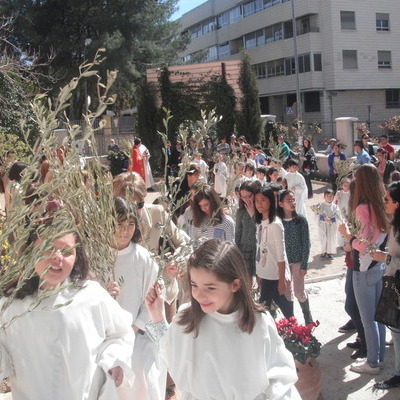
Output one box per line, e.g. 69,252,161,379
0,280,134,400
317,202,342,254
285,172,308,217
213,161,228,197
159,311,301,400
114,243,165,400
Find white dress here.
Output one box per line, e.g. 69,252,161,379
213,161,228,197
285,172,308,217
114,242,165,400
157,311,301,400
0,280,134,400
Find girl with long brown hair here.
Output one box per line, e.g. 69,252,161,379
339,164,389,374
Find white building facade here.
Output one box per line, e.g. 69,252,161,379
178,0,400,135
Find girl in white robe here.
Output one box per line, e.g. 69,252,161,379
145,239,301,400
109,197,165,400
0,229,134,400
213,153,228,197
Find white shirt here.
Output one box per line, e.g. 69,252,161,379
159,311,301,400
256,218,290,280
0,281,134,400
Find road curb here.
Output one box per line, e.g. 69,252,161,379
305,272,345,284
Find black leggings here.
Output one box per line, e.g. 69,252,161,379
260,279,294,319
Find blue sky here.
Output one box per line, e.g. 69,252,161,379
172,0,207,20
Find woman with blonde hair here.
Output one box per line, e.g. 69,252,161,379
339,164,389,374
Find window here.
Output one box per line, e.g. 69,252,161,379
205,46,218,61
243,1,256,17
314,53,322,71
304,91,321,112
376,13,389,31
264,0,273,7
340,11,356,30
266,59,285,78
386,89,400,108
378,51,391,69
274,23,283,41
342,50,357,69
256,29,265,46
218,11,229,28
229,6,242,23
259,97,269,114
244,32,257,49
265,26,274,43
285,57,296,75
254,63,266,79
219,43,230,58
299,17,310,34
298,54,311,73
284,20,293,39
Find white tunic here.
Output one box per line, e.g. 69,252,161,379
285,172,308,217
160,311,301,400
114,243,164,400
0,280,134,400
213,161,228,197
317,202,342,254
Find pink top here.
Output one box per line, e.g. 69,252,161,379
352,203,381,256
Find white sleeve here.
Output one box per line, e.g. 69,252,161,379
134,258,159,330
271,221,286,263
263,313,302,400
96,292,135,388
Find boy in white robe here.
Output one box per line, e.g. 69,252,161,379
317,189,342,259
285,160,308,217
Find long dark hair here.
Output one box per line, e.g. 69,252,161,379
238,180,261,210
254,187,276,224
192,185,223,227
277,189,300,222
178,239,264,336
387,182,400,244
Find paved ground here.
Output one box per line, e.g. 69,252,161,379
0,181,398,399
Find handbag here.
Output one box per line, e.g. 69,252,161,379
374,270,400,328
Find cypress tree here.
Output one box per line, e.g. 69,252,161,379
237,51,262,145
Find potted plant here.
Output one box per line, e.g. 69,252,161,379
276,317,322,400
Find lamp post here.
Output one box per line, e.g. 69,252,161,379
84,38,92,114
291,0,302,125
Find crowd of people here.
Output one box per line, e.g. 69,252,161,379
1,130,400,398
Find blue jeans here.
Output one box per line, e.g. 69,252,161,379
345,269,366,348
353,263,386,367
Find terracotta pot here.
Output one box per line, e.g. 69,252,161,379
295,357,322,400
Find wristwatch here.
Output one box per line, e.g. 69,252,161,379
385,253,392,264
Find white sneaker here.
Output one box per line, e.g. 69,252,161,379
350,360,380,375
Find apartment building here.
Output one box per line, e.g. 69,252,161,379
178,0,400,134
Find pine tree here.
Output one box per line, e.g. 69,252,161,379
237,51,262,145
0,0,188,119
